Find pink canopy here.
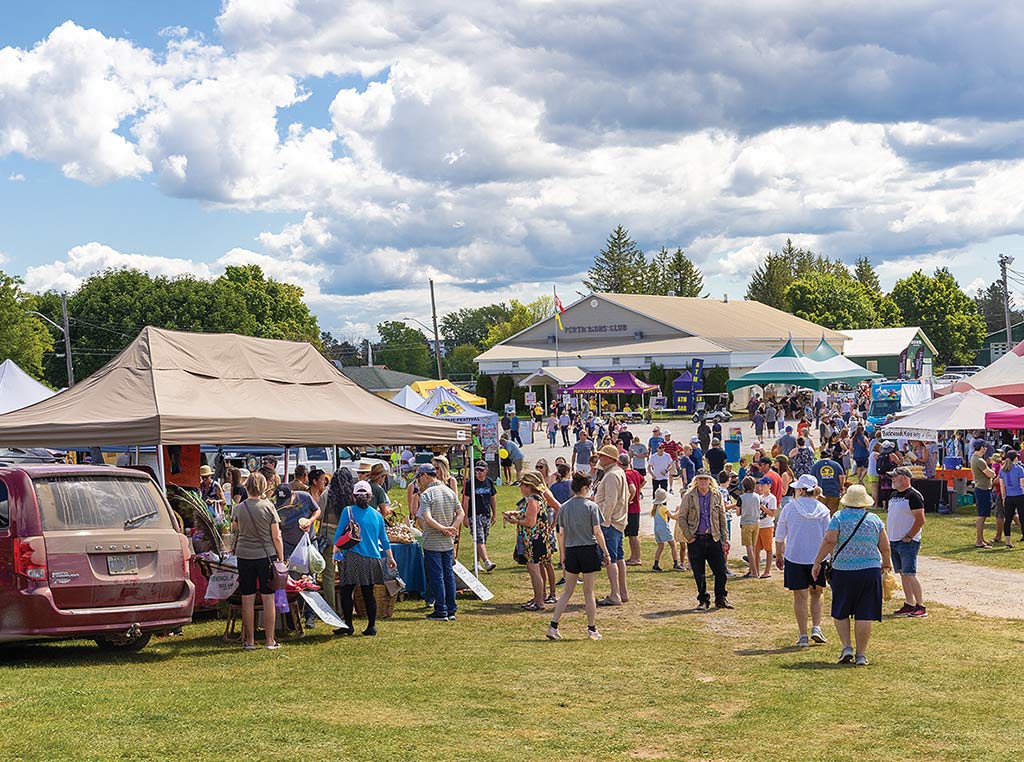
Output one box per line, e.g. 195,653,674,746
985,407,1024,429
564,371,660,395
951,339,1024,405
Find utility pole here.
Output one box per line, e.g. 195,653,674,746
1000,253,1015,350
60,293,74,386
429,278,444,379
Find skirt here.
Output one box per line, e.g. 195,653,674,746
337,551,387,587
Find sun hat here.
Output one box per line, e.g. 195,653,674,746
597,444,621,460
353,480,373,495
518,471,546,492
199,465,214,477
794,474,818,491
432,454,450,468
881,441,896,452
356,461,373,473
694,468,713,479
653,487,669,505
840,483,874,508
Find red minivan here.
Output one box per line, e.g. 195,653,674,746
0,465,194,651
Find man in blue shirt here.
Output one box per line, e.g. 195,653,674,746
1000,450,1024,548
776,426,797,457
810,455,845,515
648,426,665,453
689,438,704,471
500,435,525,484
509,413,523,446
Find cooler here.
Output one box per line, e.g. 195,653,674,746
943,455,962,470
724,439,741,463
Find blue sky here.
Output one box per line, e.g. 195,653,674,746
2,2,1023,338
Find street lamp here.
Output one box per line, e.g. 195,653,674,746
26,299,74,386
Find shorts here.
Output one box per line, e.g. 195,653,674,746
890,540,920,576
975,488,992,517
601,525,624,562
471,513,492,543
527,536,552,564
854,457,869,469
237,556,274,596
740,524,759,546
564,544,603,574
625,512,641,537
829,567,883,621
784,559,826,590
821,495,841,515
633,467,647,477
755,526,774,552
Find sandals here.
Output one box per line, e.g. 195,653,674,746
975,542,992,548
521,601,544,611
759,573,772,579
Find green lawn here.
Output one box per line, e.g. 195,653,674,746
877,507,1024,570
0,485,1022,760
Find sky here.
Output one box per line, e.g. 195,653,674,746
3,1,1024,341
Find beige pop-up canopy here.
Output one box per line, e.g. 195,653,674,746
0,327,468,447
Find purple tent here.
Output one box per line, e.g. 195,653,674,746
564,372,660,395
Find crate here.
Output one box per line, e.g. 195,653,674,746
957,494,975,506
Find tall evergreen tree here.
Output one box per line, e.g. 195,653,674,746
746,253,794,310
663,248,704,297
854,256,881,293
583,225,645,293
974,281,1020,335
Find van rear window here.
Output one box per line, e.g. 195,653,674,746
33,477,169,531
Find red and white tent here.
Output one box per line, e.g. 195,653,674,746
950,340,1024,405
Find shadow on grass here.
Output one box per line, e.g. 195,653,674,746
0,640,176,667
735,645,807,656
641,608,711,619
779,661,850,671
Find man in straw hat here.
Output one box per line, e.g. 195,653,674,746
593,444,630,607
674,468,732,611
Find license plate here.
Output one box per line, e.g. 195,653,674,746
107,554,138,575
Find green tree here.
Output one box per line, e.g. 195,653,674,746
746,252,794,310
854,256,881,293
872,293,904,328
0,272,54,381
704,366,731,396
476,372,495,410
321,332,364,366
785,274,878,330
482,296,555,348
440,303,514,349
583,225,645,293
375,321,433,378
973,281,1020,335
218,265,320,344
494,374,515,411
891,268,987,365
647,362,665,391
660,247,704,297
446,343,480,380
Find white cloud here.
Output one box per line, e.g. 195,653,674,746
7,172,24,181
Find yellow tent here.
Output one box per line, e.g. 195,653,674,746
409,379,488,407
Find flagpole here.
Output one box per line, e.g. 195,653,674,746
553,285,560,367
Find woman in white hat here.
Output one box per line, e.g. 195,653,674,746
811,484,893,666
199,464,225,520
774,474,831,647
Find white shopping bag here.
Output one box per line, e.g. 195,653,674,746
288,533,311,574
205,571,239,602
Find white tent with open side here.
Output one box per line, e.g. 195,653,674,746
879,389,1015,442
0,359,56,415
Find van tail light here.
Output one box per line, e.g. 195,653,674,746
178,533,192,577
13,537,47,582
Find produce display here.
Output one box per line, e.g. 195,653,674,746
386,523,417,544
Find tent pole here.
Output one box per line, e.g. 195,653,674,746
134,444,140,466
156,444,167,493
283,446,290,484
470,454,479,577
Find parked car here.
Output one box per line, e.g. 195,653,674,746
0,448,59,465
944,365,984,377
0,465,194,651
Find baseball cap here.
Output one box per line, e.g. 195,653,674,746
416,463,437,476
274,484,294,508
474,460,488,470
794,474,818,491
785,425,793,432
694,468,713,479
758,456,773,465
893,466,913,478
757,476,773,485
353,480,372,495
690,437,700,444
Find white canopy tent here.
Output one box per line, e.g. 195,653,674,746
390,385,426,410
0,359,56,415
879,390,1015,442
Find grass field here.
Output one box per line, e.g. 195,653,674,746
885,506,1024,570
0,485,1022,761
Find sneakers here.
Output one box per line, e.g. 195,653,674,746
546,625,561,641
264,643,281,650
696,600,711,611
588,629,603,641
672,562,685,571
447,614,457,621
810,626,827,643
855,653,869,667
556,577,566,586
544,594,557,604
893,603,916,617
484,561,496,572
908,605,928,618
362,626,377,636
838,646,854,664
715,599,735,610
426,612,449,621
795,635,809,648
652,563,663,572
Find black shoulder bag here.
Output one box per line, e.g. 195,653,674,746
823,511,868,584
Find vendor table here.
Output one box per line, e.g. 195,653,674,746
391,542,426,596
935,468,973,489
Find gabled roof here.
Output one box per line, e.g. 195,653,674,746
839,327,937,358
596,293,849,346
336,365,430,391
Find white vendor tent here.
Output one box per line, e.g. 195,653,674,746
390,385,426,410
0,359,56,415
879,390,1014,442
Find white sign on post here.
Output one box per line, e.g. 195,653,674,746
524,391,536,406
452,560,494,601
299,590,350,630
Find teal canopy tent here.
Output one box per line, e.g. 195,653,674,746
727,338,879,392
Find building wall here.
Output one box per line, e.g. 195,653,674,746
512,297,682,347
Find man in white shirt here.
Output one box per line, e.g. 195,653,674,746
647,442,672,500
